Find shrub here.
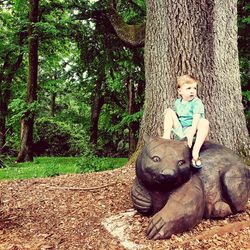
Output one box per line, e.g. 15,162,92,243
34,118,71,156
34,118,91,156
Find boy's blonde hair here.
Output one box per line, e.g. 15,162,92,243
177,75,199,88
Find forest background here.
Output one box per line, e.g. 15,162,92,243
0,0,249,167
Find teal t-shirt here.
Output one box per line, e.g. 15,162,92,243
174,97,205,127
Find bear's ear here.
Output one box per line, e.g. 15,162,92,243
180,137,189,147
143,133,151,143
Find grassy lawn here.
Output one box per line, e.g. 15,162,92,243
0,157,128,180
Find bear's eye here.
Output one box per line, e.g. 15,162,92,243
152,156,161,162
177,160,185,166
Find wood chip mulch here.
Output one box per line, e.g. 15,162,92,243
0,164,249,250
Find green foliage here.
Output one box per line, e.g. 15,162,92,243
1,0,248,162
75,149,97,173
109,109,144,133
9,98,28,117
76,155,127,173
43,163,60,177
242,16,250,23
242,90,250,122
36,22,59,37
0,156,127,180
13,0,28,12
34,117,91,156
243,90,250,101
0,158,7,168
238,1,250,131
34,117,71,156
116,0,146,23
71,1,145,157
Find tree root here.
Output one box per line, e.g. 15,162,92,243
39,182,118,191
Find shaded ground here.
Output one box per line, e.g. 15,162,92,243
0,165,249,250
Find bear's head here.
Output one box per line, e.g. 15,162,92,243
136,135,192,191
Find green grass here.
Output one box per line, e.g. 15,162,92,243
0,157,128,180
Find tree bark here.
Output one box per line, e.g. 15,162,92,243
140,0,249,156
16,0,39,162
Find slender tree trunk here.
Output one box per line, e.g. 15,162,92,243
0,80,5,154
140,0,249,156
127,78,138,157
127,48,145,157
0,100,7,154
16,0,39,162
90,77,105,147
0,56,9,154
0,116,6,154
127,78,136,155
90,95,105,147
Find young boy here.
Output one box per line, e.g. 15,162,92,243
162,75,209,168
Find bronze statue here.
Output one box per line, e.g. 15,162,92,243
131,135,250,240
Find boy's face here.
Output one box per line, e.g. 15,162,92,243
178,82,197,101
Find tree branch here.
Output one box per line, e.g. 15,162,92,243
105,7,145,47
71,1,145,47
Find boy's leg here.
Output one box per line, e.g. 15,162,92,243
192,118,209,161
162,108,181,139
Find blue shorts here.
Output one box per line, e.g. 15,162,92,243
172,126,192,140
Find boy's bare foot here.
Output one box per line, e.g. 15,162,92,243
191,158,203,169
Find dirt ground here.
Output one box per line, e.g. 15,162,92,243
0,164,249,250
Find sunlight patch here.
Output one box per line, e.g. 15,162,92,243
101,209,144,250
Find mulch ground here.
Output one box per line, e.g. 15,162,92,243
0,164,249,250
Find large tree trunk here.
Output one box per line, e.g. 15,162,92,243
141,0,249,156
16,0,39,162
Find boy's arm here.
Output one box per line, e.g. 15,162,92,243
190,114,201,134
186,98,205,147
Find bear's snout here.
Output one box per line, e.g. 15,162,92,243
142,166,179,190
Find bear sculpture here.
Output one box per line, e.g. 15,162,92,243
131,135,250,240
